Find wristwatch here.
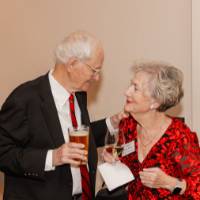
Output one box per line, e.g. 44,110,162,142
172,187,182,195
172,179,182,195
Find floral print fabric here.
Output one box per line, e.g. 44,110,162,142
119,116,200,200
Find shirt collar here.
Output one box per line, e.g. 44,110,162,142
48,69,71,107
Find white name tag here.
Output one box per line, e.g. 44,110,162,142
122,141,135,157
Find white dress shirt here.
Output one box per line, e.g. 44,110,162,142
45,70,116,195
46,70,82,195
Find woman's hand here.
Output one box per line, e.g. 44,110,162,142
101,148,119,164
139,167,177,191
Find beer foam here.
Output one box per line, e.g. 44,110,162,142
69,130,88,136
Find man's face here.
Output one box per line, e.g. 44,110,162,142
70,48,104,91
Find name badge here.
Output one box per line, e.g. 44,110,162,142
122,141,135,157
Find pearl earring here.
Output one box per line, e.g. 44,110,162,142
150,105,154,109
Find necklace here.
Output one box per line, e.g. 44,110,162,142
137,116,170,148
138,132,160,147
137,125,164,147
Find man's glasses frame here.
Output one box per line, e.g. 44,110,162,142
78,59,101,75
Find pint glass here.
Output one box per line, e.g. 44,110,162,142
68,125,89,164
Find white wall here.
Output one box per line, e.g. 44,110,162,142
192,0,200,138
0,0,195,198
0,0,192,123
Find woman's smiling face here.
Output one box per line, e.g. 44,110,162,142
124,71,155,115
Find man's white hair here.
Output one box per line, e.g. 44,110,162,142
55,31,101,64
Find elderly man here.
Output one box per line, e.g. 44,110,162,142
0,31,121,200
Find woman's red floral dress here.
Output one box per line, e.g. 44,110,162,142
119,116,200,200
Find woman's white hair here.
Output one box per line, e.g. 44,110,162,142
132,61,184,112
55,31,101,64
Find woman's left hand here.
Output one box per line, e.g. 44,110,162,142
139,167,176,190
101,148,119,164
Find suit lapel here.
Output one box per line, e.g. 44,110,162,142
75,92,90,126
38,74,65,147
76,92,97,194
37,76,90,148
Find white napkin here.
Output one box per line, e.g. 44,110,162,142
98,161,134,191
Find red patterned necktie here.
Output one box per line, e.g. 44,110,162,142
69,94,92,200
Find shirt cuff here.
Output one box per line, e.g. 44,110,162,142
45,150,55,171
106,117,119,134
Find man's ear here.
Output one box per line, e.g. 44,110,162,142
65,57,78,72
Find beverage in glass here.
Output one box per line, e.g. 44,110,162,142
68,125,89,164
104,130,124,157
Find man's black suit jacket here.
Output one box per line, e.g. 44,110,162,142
0,74,107,200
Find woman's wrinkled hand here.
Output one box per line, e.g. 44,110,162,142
139,167,176,190
101,148,119,164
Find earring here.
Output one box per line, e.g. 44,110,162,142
150,105,154,110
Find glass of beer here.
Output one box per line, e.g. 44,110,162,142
104,130,124,158
68,125,89,164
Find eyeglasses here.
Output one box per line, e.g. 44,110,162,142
78,60,101,75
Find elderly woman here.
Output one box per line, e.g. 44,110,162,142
103,62,200,199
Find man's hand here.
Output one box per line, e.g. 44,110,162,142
110,111,129,129
52,142,87,167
